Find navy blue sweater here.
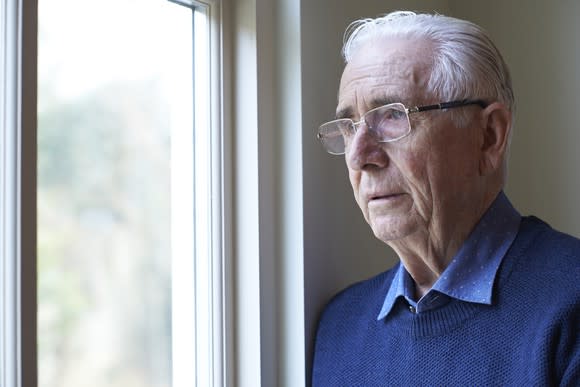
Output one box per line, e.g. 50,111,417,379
313,217,580,386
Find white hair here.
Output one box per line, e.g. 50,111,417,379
342,11,515,115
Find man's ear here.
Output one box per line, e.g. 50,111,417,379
479,102,512,176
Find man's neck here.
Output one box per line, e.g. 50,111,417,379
388,189,501,299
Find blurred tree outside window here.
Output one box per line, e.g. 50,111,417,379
37,1,206,386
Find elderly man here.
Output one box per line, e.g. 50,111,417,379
313,11,580,386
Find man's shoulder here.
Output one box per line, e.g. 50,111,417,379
318,266,397,325
509,215,580,293
517,216,580,269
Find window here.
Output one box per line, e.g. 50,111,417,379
2,0,309,386
37,0,223,386
2,0,224,386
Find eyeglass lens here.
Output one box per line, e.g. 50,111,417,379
318,103,410,155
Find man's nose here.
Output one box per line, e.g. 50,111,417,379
345,124,389,170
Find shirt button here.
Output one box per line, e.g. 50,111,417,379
408,305,416,314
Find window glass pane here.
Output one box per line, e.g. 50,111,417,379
37,1,194,386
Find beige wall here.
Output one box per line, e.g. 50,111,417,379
450,1,580,235
302,0,580,380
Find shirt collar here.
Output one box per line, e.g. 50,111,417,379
377,191,521,319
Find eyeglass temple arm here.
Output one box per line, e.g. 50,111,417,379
408,99,488,113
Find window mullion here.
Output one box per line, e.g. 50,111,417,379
0,1,37,387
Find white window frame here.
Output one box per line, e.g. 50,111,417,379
226,0,305,386
167,1,229,386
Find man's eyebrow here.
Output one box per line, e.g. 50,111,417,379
335,107,353,120
335,95,406,120
369,96,405,108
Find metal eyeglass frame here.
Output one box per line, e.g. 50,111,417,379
317,99,488,155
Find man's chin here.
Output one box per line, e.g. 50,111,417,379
369,216,415,242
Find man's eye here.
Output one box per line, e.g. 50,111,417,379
382,108,406,120
368,107,405,128
337,121,354,136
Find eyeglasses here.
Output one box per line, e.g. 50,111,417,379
316,99,488,155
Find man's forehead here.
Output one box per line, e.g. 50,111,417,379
346,36,432,69
336,41,432,118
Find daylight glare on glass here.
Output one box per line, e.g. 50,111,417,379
37,1,196,386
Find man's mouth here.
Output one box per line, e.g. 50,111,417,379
369,193,404,202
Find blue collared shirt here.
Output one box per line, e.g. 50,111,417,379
377,191,521,318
